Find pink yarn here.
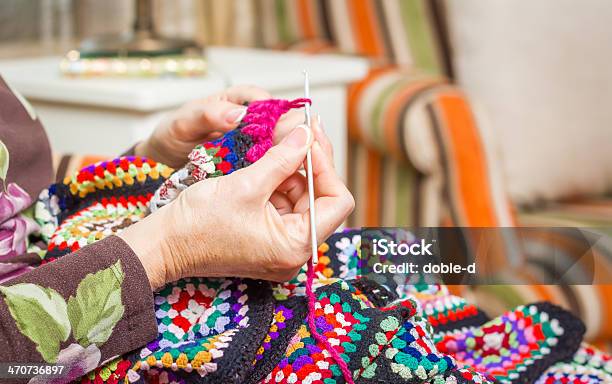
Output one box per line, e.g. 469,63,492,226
305,257,355,384
247,142,273,163
243,98,311,162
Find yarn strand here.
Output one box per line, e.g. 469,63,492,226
305,256,355,384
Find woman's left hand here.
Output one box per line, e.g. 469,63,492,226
134,85,305,168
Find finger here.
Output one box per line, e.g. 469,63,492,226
173,99,247,142
312,115,334,163
290,125,337,214
307,142,355,242
275,112,333,164
269,191,294,214
274,110,306,144
223,85,272,105
207,131,223,140
268,266,303,283
311,141,340,197
238,125,313,197
275,172,307,206
200,100,247,129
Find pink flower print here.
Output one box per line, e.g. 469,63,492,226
0,183,32,222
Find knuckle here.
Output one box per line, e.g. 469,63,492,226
267,148,293,175
188,178,219,201
227,173,253,197
341,188,356,215
171,117,190,135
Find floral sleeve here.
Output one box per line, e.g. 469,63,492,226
0,236,157,383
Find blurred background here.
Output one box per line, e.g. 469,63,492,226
1,0,611,347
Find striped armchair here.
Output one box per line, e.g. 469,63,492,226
193,0,612,347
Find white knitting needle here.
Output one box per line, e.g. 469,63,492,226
303,70,318,265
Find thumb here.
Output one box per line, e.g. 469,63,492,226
171,100,247,142
242,125,312,196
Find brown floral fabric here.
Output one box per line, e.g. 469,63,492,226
0,236,157,383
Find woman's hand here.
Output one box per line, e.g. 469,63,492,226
120,118,353,290
134,85,306,168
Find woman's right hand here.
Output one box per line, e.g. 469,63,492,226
119,118,353,290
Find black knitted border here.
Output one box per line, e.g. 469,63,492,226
507,302,585,384
352,276,399,308
244,296,308,384
431,308,490,334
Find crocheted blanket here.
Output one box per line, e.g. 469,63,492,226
35,99,611,384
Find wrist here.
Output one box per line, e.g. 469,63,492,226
118,207,170,290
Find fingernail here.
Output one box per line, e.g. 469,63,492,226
282,124,311,148
225,107,247,124
316,114,325,132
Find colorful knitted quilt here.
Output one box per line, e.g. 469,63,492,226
34,99,612,384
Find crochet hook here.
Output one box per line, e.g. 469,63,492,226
303,70,318,265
